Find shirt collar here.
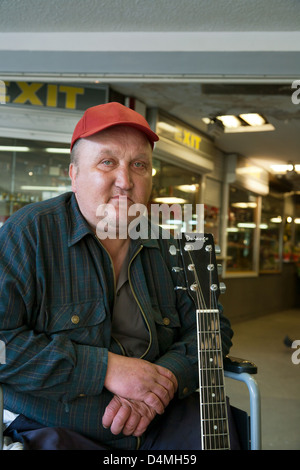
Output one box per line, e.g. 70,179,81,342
68,193,94,247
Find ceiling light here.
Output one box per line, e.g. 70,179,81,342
160,224,180,230
270,164,294,173
21,185,71,191
0,146,30,152
237,223,256,228
153,197,188,204
294,218,300,224
157,122,180,134
165,219,183,224
45,148,70,154
202,117,213,125
270,216,282,223
239,113,265,126
176,184,198,193
216,115,241,129
231,202,257,208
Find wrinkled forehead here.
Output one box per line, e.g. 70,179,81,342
72,125,153,164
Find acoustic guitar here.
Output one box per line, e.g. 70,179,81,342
170,232,230,450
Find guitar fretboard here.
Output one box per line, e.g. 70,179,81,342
197,308,230,450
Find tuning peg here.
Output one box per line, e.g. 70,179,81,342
184,244,194,251
210,284,218,292
215,245,221,255
217,264,223,275
169,245,178,256
190,283,198,291
174,286,187,291
219,282,226,294
172,266,183,272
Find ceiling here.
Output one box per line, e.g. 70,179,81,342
0,0,300,191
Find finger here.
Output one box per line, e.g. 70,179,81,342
143,391,165,414
122,409,141,436
133,415,152,437
102,396,122,429
109,402,132,435
155,365,178,392
155,375,176,402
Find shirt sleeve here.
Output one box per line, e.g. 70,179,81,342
0,221,108,403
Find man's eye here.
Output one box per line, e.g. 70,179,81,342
102,160,113,166
133,162,145,168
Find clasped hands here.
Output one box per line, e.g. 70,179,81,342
102,352,178,437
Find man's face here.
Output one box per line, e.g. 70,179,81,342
69,125,153,235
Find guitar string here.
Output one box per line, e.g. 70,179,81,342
209,255,228,449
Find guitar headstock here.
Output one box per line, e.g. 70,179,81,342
171,232,224,309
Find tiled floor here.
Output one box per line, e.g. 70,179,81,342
225,309,300,450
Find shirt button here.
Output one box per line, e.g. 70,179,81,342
183,387,189,395
163,317,170,326
71,315,80,325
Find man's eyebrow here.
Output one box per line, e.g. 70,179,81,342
92,149,115,161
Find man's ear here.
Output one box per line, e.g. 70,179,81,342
69,163,77,193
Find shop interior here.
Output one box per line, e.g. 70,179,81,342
0,0,299,450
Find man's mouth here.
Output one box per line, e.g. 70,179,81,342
110,195,134,205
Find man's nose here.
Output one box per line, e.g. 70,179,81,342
115,167,133,190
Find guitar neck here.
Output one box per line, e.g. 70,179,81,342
176,233,230,450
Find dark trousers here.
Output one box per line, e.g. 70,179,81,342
4,394,241,450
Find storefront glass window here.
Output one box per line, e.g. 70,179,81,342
294,196,300,265
204,204,220,245
225,185,258,273
150,158,200,236
259,194,283,272
0,137,70,227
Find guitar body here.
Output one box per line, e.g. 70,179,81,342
176,232,230,450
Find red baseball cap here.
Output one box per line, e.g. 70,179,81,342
70,102,159,151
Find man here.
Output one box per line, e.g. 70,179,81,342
0,102,234,450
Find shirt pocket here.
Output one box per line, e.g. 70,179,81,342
41,300,108,346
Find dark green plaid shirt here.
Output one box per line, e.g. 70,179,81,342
0,192,233,449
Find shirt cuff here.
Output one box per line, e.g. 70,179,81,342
65,344,109,402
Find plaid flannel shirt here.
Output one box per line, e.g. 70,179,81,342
0,192,233,449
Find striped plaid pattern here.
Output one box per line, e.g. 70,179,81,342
0,192,233,449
